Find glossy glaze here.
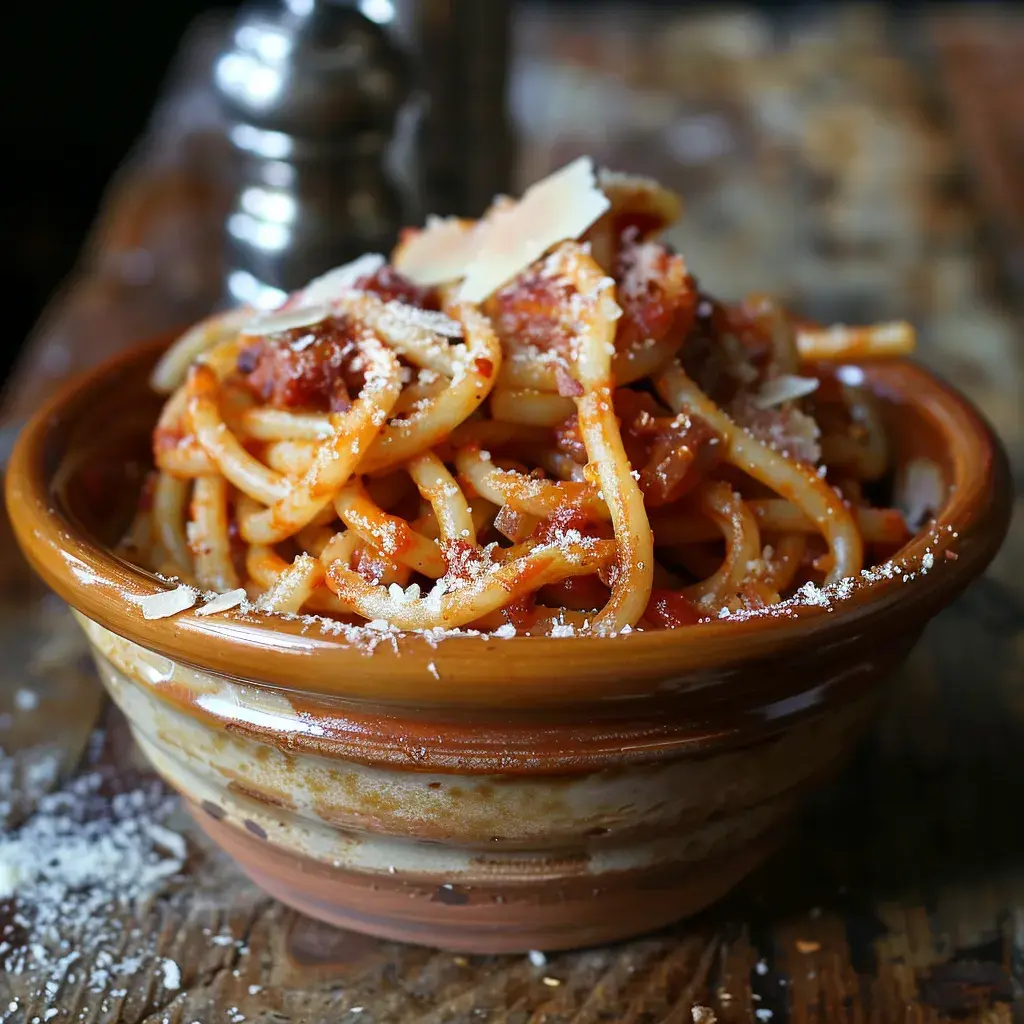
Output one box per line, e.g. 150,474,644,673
5,336,1012,951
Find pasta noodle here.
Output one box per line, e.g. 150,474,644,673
125,159,918,636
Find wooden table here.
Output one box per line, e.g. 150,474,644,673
2,7,1023,1022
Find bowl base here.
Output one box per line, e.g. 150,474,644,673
189,802,782,953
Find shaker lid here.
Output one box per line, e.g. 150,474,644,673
214,1,410,137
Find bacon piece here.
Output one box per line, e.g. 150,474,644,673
613,237,697,353
485,266,577,359
237,316,369,411
615,389,722,506
640,414,721,506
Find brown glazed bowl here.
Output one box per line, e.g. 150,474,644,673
6,335,1012,953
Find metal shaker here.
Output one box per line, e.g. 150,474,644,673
214,0,411,307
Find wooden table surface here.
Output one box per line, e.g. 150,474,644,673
2,6,1023,1022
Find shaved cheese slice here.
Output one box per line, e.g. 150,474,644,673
135,585,198,620
753,374,820,409
195,588,249,616
299,254,386,305
897,457,946,530
394,216,481,287
242,304,330,336
458,157,611,304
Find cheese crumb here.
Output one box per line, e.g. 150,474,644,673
161,958,181,991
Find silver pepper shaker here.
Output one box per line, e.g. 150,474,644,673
214,0,411,308
397,0,515,216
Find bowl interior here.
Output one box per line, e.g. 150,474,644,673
48,372,164,552
7,336,1010,711
46,347,954,567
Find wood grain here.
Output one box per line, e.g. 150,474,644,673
1,5,1022,1022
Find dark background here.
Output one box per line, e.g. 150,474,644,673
4,1,228,379
2,0,940,383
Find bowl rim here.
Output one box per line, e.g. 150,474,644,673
5,334,1012,709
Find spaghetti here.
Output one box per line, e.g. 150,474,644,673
125,159,918,636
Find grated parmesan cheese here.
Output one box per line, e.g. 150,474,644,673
381,301,462,338
0,769,185,991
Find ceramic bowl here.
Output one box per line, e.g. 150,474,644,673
6,335,1011,952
